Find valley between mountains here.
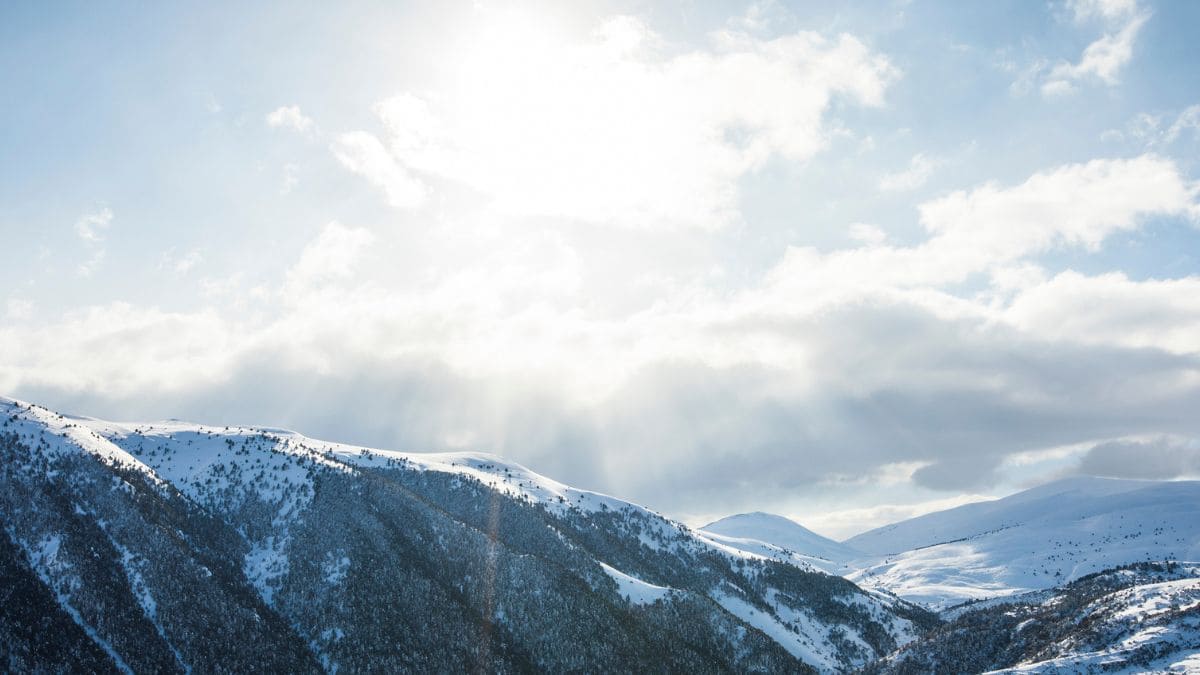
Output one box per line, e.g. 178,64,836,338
2,396,1198,673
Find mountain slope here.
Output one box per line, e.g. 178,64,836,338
0,397,933,672
871,562,1200,674
701,512,862,573
844,476,1200,608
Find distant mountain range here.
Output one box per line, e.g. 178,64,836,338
2,395,1197,672
706,475,1200,610
702,512,862,573
844,475,1200,609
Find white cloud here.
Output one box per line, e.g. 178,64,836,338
1042,6,1147,95
280,163,300,195
77,250,105,277
266,105,316,134
879,153,940,192
730,0,792,34
0,303,234,397
763,155,1198,301
1166,105,1200,143
1009,58,1050,96
19,155,1200,405
8,152,1200,516
917,154,1194,261
1005,271,1200,355
5,298,33,321
339,12,895,229
159,248,203,275
1068,0,1139,22
848,223,888,246
75,207,112,242
1130,105,1200,147
799,493,995,540
74,208,113,277
331,132,425,209
285,222,375,297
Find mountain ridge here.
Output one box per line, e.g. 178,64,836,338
700,511,862,574
843,475,1200,608
0,396,933,673
6,395,1198,672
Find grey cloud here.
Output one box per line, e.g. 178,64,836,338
1077,437,1200,480
15,299,1200,519
912,457,1000,491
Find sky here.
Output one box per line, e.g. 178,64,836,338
3,0,1200,539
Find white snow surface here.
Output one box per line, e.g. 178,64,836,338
842,476,1200,608
8,395,1200,627
598,562,672,605
701,512,862,573
987,570,1200,674
1,396,935,671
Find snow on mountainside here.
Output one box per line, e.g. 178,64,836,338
843,476,1200,608
0,396,933,673
875,562,1200,674
9,394,1196,672
701,512,863,574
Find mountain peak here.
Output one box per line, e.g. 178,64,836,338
701,511,860,569
0,397,929,672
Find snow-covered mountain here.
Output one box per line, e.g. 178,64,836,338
701,512,862,574
844,475,1200,608
0,397,932,673
6,395,1198,673
875,562,1200,673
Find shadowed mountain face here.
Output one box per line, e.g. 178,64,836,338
0,397,933,673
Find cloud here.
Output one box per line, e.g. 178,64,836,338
730,0,793,34
7,154,1200,517
800,493,994,540
879,153,940,192
159,248,203,275
762,155,1197,299
912,457,1001,491
1125,105,1200,147
331,132,425,209
12,288,1200,511
75,208,113,276
917,154,1194,260
1042,4,1147,95
337,12,896,229
848,223,888,246
1005,271,1200,355
284,222,375,296
1076,436,1200,479
77,250,106,277
0,302,235,398
280,163,299,195
1165,105,1200,144
75,207,112,242
5,298,33,321
266,105,316,134
1068,0,1139,22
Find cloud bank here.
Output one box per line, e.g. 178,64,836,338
6,147,1200,528
4,6,1197,536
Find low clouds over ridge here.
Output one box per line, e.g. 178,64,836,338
6,148,1200,529
5,3,1200,537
